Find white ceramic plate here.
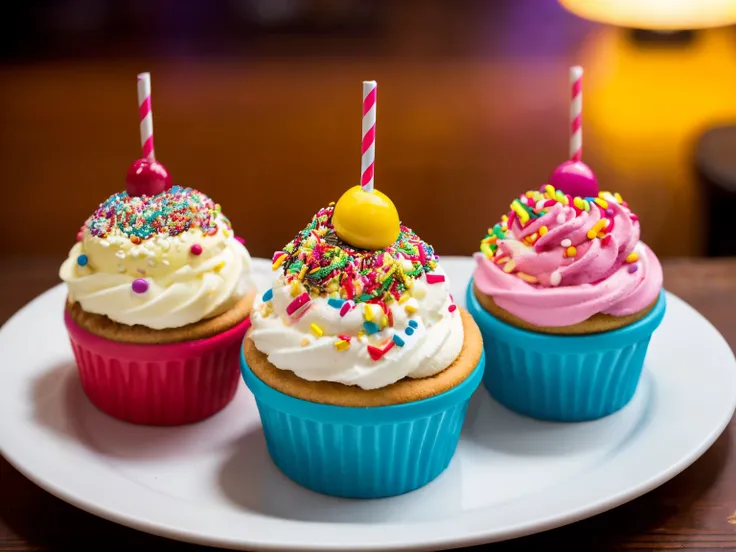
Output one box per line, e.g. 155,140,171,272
1,257,735,551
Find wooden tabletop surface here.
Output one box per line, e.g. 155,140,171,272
0,257,735,551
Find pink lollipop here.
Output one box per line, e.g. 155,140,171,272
549,160,598,199
549,66,599,198
126,72,172,197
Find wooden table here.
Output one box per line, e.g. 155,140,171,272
1,257,735,551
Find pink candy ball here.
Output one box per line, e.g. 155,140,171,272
548,160,599,199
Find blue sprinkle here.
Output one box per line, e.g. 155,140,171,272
262,288,273,302
363,321,380,335
405,327,415,336
77,254,88,267
392,334,405,347
328,297,346,309
408,320,418,329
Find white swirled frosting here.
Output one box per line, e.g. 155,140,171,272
251,203,464,390
60,186,253,330
250,265,463,391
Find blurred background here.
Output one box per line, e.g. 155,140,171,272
2,0,736,262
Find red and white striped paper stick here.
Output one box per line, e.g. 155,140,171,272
137,72,155,160
570,66,583,162
361,80,377,192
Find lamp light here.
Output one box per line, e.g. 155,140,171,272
559,0,736,31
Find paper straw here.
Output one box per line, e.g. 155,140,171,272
361,80,377,192
137,72,155,160
570,66,583,162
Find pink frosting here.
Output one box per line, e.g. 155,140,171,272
473,195,663,327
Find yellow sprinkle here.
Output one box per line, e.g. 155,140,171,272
358,330,366,338
539,226,548,236
517,272,538,284
480,244,493,258
525,191,535,198
626,252,639,263
587,219,607,240
381,265,397,282
214,261,225,273
594,197,608,209
503,260,516,273
272,254,287,270
298,265,308,280
501,214,509,223
381,315,388,327
573,197,585,210
309,266,321,274
310,323,324,337
614,192,623,203
399,294,410,304
334,339,350,351
544,184,556,198
496,256,509,265
328,201,335,206
223,230,230,238
566,246,577,257
364,304,374,322
511,200,530,224
405,304,418,314
290,281,302,297
301,338,310,346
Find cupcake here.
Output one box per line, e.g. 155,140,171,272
467,163,665,422
60,155,255,426
241,185,484,499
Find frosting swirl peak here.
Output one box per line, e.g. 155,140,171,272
473,186,662,327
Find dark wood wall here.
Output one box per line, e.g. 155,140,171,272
2,0,735,262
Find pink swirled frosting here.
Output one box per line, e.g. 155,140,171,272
473,189,663,327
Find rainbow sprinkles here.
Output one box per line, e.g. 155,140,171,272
260,203,453,361
481,185,641,285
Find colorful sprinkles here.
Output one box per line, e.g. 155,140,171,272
86,186,223,241
480,185,642,286
275,204,438,309
263,204,457,363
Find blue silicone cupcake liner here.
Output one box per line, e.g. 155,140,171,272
240,347,485,499
466,281,666,422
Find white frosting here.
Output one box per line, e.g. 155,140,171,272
60,214,253,329
249,265,463,390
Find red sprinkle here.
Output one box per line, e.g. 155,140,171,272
601,235,612,247
272,251,286,263
235,236,245,245
190,244,203,255
414,241,425,266
426,274,446,284
630,214,639,221
339,301,353,317
338,334,352,341
543,199,557,208
508,210,517,228
286,292,310,315
368,340,395,361
448,304,457,313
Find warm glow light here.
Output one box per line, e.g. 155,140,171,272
559,0,736,30
577,26,736,255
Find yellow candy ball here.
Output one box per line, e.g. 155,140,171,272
332,186,400,250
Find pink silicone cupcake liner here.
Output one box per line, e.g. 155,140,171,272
64,312,252,426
